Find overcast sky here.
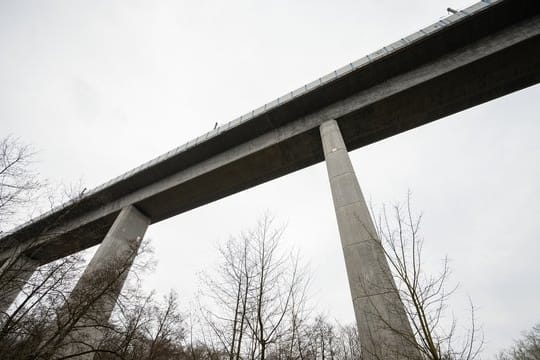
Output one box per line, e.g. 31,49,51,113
1,0,539,357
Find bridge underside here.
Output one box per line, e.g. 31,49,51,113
2,0,540,264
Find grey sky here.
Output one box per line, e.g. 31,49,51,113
1,0,539,357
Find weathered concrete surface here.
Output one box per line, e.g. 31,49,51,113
0,255,39,316
52,206,149,359
1,0,540,264
320,120,419,359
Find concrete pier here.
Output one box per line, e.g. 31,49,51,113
0,255,39,317
320,119,420,360
55,205,150,359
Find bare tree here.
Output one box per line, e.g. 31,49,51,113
497,323,540,360
143,291,185,360
0,253,85,357
199,231,253,360
199,214,310,360
272,315,360,360
335,323,361,360
0,136,41,233
309,314,338,360
372,192,484,360
245,216,306,360
0,136,197,360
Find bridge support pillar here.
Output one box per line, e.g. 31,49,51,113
55,205,150,359
320,119,420,360
0,254,39,317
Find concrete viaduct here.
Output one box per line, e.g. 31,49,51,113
1,0,540,358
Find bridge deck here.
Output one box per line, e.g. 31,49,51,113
2,0,540,264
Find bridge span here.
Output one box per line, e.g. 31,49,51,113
2,0,539,264
1,1,540,357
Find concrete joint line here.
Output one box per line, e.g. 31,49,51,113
342,239,380,249
336,199,374,211
329,170,356,181
352,290,397,301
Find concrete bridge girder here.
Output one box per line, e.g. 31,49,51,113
2,7,540,265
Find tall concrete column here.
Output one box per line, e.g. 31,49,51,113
320,120,420,360
0,254,39,317
55,205,150,359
